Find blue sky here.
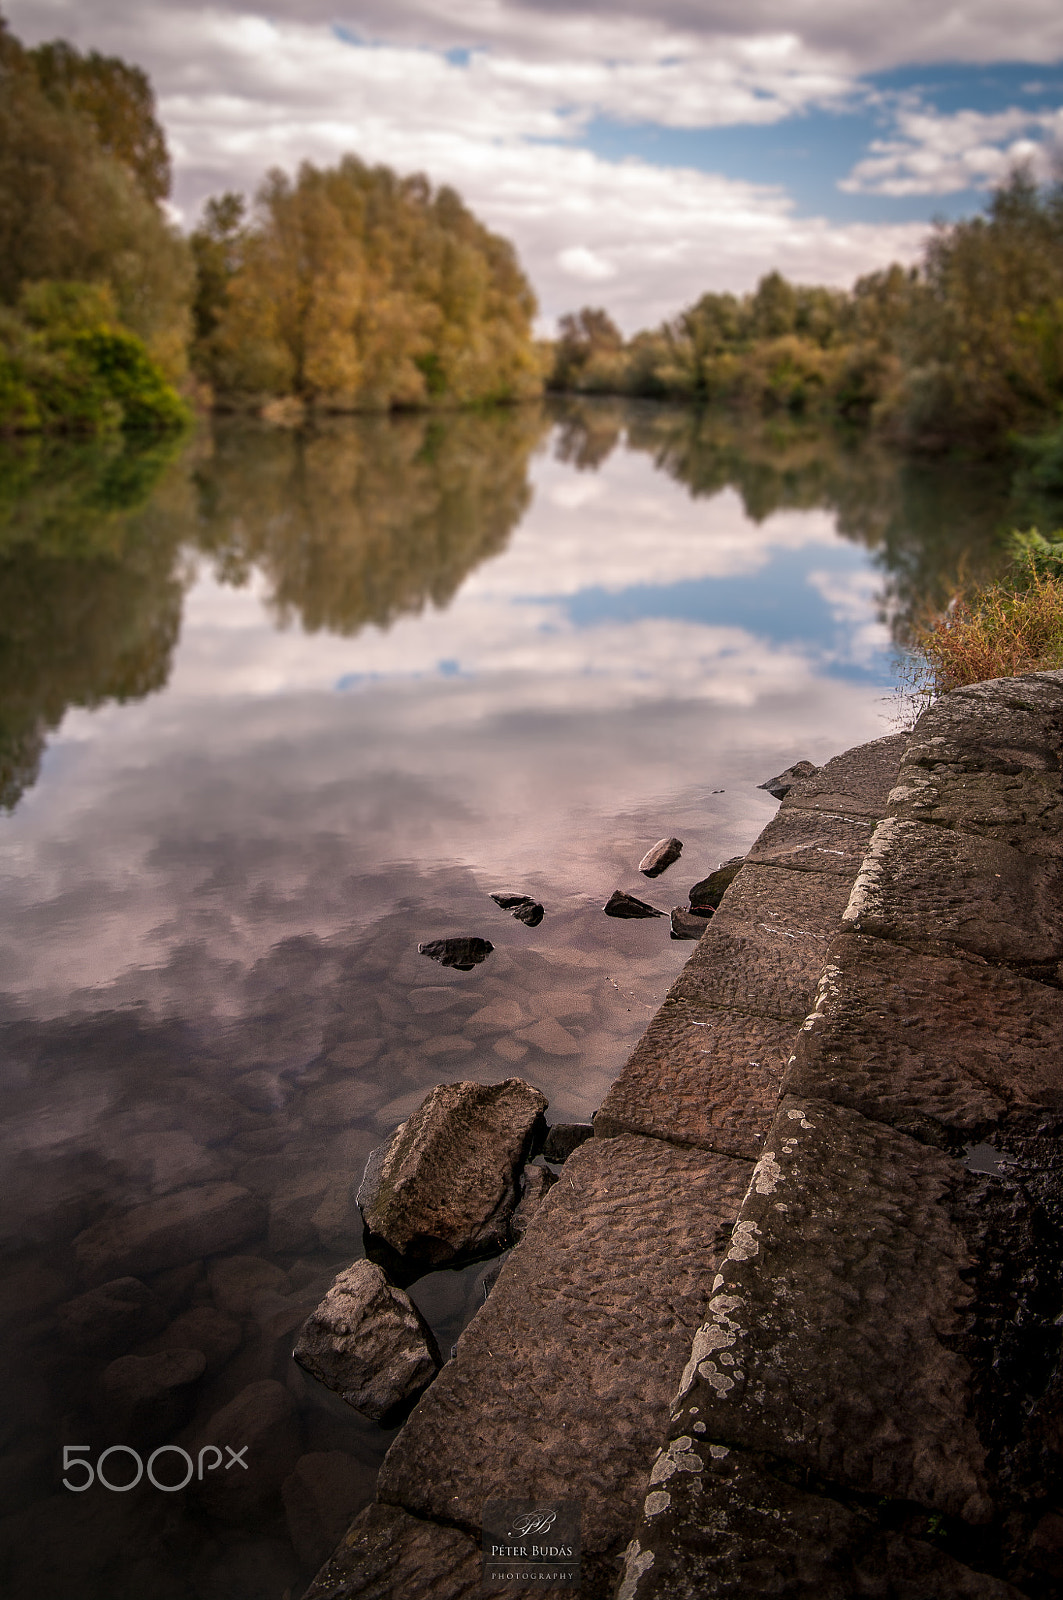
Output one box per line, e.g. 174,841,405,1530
9,2,1063,331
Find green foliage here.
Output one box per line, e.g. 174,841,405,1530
1006,526,1063,583
194,156,543,409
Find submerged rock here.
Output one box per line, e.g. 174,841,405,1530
73,1183,266,1285
97,1348,206,1444
670,905,713,941
603,889,664,919
357,1078,548,1266
688,856,745,912
541,1123,595,1164
417,937,494,971
293,1260,440,1421
758,759,819,800
56,1276,167,1356
490,892,545,928
639,837,683,878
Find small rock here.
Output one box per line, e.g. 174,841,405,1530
493,1037,529,1063
418,937,494,971
603,889,664,919
293,1260,441,1421
490,893,545,927
282,1451,372,1571
357,1078,548,1266
542,1124,595,1164
466,998,527,1036
511,1165,556,1241
98,1348,206,1443
195,1380,302,1520
56,1276,167,1356
515,1017,581,1057
688,856,745,912
639,837,683,878
758,759,819,800
670,905,713,940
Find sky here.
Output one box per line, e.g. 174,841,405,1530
8,1,1063,332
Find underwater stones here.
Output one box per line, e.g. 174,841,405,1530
293,1260,440,1421
98,1349,206,1444
604,889,664,919
357,1078,548,1266
758,760,819,800
282,1451,371,1572
490,892,545,927
670,906,712,941
418,937,494,971
640,837,684,877
55,1276,167,1356
73,1184,266,1286
195,1380,302,1521
688,857,744,912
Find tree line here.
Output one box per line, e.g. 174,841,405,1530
551,171,1063,458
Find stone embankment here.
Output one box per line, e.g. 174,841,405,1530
303,670,1063,1600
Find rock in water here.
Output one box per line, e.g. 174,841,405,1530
293,1260,440,1421
670,906,712,941
357,1079,548,1266
688,856,745,912
603,889,664,919
417,937,493,971
758,759,819,800
541,1123,595,1164
639,837,683,877
490,892,545,928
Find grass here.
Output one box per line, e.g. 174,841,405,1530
906,530,1063,699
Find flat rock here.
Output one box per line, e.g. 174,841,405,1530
595,1001,798,1158
688,858,744,912
670,906,712,940
282,1451,373,1572
98,1348,206,1443
672,1095,992,1524
357,1079,548,1266
619,1439,1022,1600
514,1017,581,1056
639,837,683,877
418,938,493,971
55,1276,167,1356
604,889,664,919
758,760,819,799
195,1379,302,1520
745,808,874,877
780,732,908,818
787,930,1063,1140
302,1502,482,1600
73,1184,266,1286
490,893,545,927
464,998,527,1037
887,760,1063,858
901,672,1063,775
293,1259,441,1421
844,817,1063,967
376,1134,752,1572
541,1123,595,1163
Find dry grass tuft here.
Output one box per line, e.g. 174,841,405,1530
912,571,1063,695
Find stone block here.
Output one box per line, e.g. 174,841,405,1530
844,818,1063,967
745,807,875,877
595,1001,796,1157
787,931,1063,1140
901,673,1063,775
887,763,1063,858
783,732,908,818
376,1134,752,1567
301,1502,481,1600
618,1439,1022,1600
672,1096,992,1524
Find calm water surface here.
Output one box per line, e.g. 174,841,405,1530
0,400,1013,1597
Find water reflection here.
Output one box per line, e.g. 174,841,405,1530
0,399,1030,1599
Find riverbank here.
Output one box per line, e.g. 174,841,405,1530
303,668,1063,1599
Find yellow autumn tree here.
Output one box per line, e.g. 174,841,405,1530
196,157,543,410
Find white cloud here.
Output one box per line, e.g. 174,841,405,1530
842,102,1063,196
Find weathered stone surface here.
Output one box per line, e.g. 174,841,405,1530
673,1096,992,1524
55,1276,167,1355
900,672,1063,775
783,731,908,818
758,760,819,799
639,837,683,877
376,1135,752,1570
418,937,494,971
283,1451,373,1572
595,1001,797,1157
98,1348,206,1443
619,1439,1022,1600
788,930,1063,1139
687,858,743,911
510,1163,555,1239
293,1259,441,1421
674,865,854,1021
490,892,545,927
844,817,1063,966
196,1380,302,1520
745,807,874,877
542,1123,595,1163
887,764,1063,858
73,1184,266,1285
357,1079,548,1265
670,906,711,940
604,889,665,919
301,1502,481,1600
